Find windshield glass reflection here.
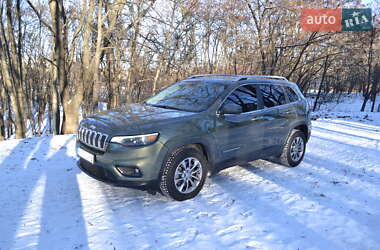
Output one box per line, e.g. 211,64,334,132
146,80,227,112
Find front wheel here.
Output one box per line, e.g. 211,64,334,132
279,130,306,167
159,146,208,201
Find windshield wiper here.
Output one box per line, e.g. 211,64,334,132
148,104,180,110
147,104,192,112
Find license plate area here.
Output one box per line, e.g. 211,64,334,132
77,147,95,164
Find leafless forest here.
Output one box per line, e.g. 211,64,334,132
0,0,379,140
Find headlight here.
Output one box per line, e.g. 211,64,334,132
110,133,159,147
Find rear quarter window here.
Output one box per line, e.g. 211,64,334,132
285,86,300,103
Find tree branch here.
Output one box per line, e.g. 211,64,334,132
26,0,54,33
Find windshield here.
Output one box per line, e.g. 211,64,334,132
145,80,227,112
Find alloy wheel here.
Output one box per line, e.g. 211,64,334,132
174,157,203,194
290,136,304,162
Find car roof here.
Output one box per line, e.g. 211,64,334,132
183,74,298,88
187,74,287,81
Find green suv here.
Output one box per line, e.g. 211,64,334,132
77,74,311,201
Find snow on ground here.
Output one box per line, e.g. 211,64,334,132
1,99,380,249
310,94,380,120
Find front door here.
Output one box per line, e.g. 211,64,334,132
214,84,265,163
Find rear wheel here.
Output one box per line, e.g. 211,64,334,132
159,146,208,201
279,130,306,167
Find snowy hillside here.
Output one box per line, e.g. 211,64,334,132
1,97,380,249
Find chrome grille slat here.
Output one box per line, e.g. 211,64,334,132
85,130,90,144
78,128,82,140
90,132,94,146
94,133,100,148
81,128,85,141
77,126,109,151
81,128,85,142
81,129,85,142
83,128,87,143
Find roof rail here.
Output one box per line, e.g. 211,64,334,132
236,75,288,81
187,74,288,81
187,74,236,79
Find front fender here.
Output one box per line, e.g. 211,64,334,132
161,135,217,168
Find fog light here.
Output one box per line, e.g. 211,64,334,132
115,166,142,177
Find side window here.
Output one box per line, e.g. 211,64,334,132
285,86,300,103
222,85,259,113
260,84,287,108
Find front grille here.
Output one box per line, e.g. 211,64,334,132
78,126,109,151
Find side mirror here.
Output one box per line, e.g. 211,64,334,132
216,110,223,119
219,103,242,115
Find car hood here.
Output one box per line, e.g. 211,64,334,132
80,103,196,134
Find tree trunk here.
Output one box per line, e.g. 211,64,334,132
313,56,329,112
361,29,375,112
91,0,104,111
371,95,377,112
0,86,5,140
49,0,66,134
360,96,370,112
370,65,380,112
0,116,4,141
126,22,140,104
62,89,83,134
50,61,61,134
0,0,27,139
152,59,163,95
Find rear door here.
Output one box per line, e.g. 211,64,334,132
258,84,292,149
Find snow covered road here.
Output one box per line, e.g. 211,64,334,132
1,118,380,250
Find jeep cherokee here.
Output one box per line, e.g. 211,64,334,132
76,74,311,201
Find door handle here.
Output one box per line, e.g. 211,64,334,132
251,116,263,121
251,116,274,121
279,110,292,115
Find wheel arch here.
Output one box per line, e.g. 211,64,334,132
293,123,309,141
162,137,216,165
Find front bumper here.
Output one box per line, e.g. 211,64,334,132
76,139,168,189
77,159,157,189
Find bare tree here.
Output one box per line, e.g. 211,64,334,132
0,0,27,139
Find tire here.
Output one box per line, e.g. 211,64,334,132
279,130,306,167
159,145,208,201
